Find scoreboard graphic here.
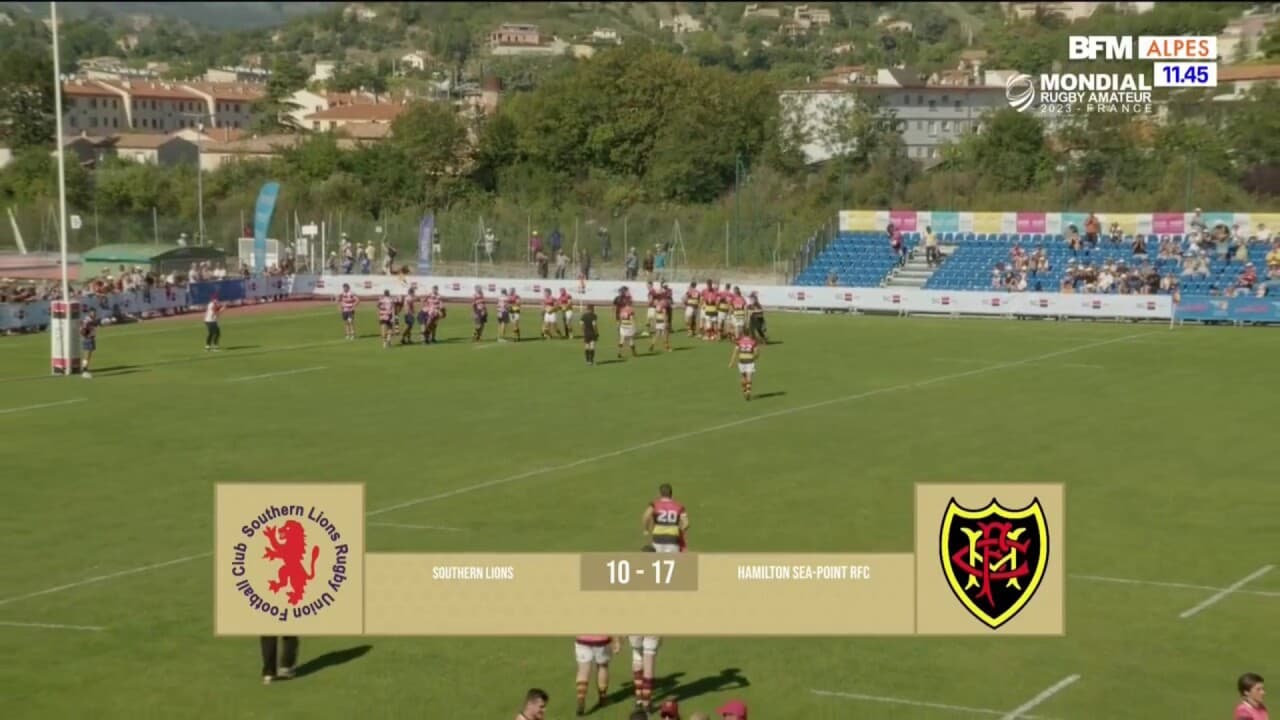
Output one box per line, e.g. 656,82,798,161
213,483,1066,637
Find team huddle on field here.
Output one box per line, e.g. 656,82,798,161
334,279,772,400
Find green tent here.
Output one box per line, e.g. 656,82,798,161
81,244,228,279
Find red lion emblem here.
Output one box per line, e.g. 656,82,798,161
262,520,320,606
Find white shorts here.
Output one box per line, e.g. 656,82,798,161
703,314,716,328
511,313,520,324
684,307,695,320
620,326,635,341
628,636,660,659
646,307,656,321
654,543,681,553
575,643,613,665
738,362,755,376
655,320,667,332
543,312,557,324
564,311,574,325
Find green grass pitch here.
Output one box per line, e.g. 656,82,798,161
0,304,1275,719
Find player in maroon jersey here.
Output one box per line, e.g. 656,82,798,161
471,286,488,342
643,484,689,553
728,333,760,401
649,293,671,353
337,283,359,340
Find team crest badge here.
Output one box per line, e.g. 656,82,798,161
940,497,1048,630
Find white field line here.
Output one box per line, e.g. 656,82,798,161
1000,675,1080,720
810,689,1049,719
0,332,1155,607
0,620,105,631
226,366,327,383
0,398,87,416
1179,565,1275,619
1071,573,1280,598
369,522,467,532
0,552,214,607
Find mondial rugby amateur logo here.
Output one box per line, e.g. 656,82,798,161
1006,69,1152,115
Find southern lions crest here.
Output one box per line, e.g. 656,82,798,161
940,497,1048,630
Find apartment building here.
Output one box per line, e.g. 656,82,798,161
59,78,264,135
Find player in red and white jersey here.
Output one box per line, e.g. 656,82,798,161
558,287,574,340
423,287,444,344
338,283,360,340
644,484,689,553
507,287,522,341
700,283,719,341
376,290,395,348
1236,673,1269,720
729,287,748,339
573,634,621,716
729,333,760,401
644,281,660,337
716,284,734,340
682,282,700,337
541,289,559,340
399,287,418,345
629,543,663,711
649,293,671,353
204,294,224,351
497,289,512,342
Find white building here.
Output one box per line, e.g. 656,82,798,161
311,60,338,83
659,13,704,33
591,28,621,44
400,52,428,72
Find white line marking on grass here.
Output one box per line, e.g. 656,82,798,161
370,332,1156,517
810,689,1048,719
226,366,327,383
0,620,105,632
999,675,1080,720
1072,573,1280,598
0,332,1156,607
370,522,467,532
931,357,991,364
1179,565,1275,619
0,552,213,607
0,398,87,415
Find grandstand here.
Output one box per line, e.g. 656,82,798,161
795,230,1272,294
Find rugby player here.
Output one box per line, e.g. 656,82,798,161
581,304,599,365
204,292,224,351
699,282,718,341
558,287,575,339
423,286,444,344
573,634,621,716
541,289,559,340
629,544,663,710
508,287,522,341
643,484,689,553
338,283,359,340
683,281,699,336
1236,673,1268,720
716,283,732,340
471,286,488,342
645,281,659,337
399,287,417,345
729,287,748,339
497,288,512,342
728,332,759,401
376,290,395,348
516,688,549,720
617,302,638,359
649,291,671,353
80,308,99,378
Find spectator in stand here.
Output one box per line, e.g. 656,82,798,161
530,230,543,257
1108,222,1124,245
549,227,563,256
826,270,839,286
1235,263,1258,296
1084,212,1101,248
1189,208,1206,236
642,249,656,281
1132,234,1148,260
923,225,939,266
1066,224,1082,254
625,247,639,281
555,249,568,279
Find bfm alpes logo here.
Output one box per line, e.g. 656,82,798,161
229,505,352,623
940,497,1049,629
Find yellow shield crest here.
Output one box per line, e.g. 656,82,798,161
939,497,1049,630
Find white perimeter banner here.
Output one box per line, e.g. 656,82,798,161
301,274,1173,321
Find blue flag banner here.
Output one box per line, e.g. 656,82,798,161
253,182,281,272
417,213,434,276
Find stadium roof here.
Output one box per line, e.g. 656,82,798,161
83,244,226,263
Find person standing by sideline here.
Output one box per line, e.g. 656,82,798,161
516,687,549,720
204,293,224,351
80,308,99,378
259,636,298,685
1236,673,1268,720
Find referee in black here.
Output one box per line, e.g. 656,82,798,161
260,636,299,684
581,304,599,366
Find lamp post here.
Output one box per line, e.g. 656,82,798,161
196,121,205,246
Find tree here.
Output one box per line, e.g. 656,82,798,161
954,109,1055,193
0,48,55,150
391,102,470,208
329,64,388,96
